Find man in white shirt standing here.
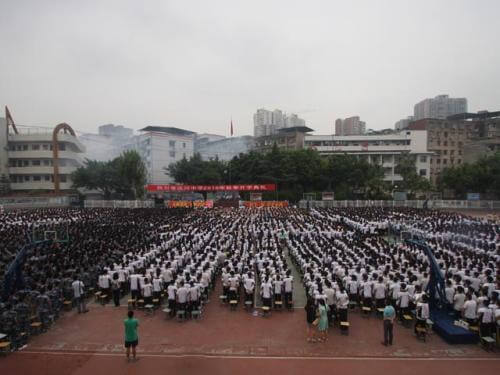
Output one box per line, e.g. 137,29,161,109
283,270,293,310
72,275,88,314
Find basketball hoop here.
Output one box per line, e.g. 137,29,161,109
32,221,69,243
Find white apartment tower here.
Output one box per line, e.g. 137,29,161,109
414,95,467,120
253,108,305,137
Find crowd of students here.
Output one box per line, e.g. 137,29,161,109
0,206,499,350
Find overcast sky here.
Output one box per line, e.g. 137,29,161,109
1,0,499,136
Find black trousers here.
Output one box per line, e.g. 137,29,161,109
383,320,393,345
113,289,120,306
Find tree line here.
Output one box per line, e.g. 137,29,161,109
438,152,500,199
167,144,429,201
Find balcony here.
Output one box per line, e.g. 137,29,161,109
7,150,85,163
8,166,78,175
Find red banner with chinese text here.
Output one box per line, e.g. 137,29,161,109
147,184,276,192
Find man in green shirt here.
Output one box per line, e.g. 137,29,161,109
382,303,395,346
124,310,139,362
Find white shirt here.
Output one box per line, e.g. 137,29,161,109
374,283,385,299
453,293,466,310
72,280,84,298
478,307,493,323
463,300,477,319
153,278,162,292
262,282,272,298
284,277,293,292
417,302,429,320
142,283,153,298
177,287,189,303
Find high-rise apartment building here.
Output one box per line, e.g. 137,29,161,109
394,116,414,130
414,95,467,121
253,108,305,137
335,116,366,136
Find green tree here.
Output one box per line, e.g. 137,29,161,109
439,152,500,198
116,150,147,199
166,153,227,185
394,153,431,196
71,150,147,199
71,159,116,199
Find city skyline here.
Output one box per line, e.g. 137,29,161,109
1,1,499,136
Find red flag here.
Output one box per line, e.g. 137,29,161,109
230,119,234,136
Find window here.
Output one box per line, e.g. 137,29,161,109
32,144,40,150
43,160,50,166
458,150,462,155
443,141,447,146
23,160,29,167
420,156,427,163
183,153,186,159
10,176,17,183
23,145,28,151
457,159,462,164
169,140,176,147
443,150,447,155
43,144,49,150
182,142,186,148
436,158,441,164
24,175,30,182
33,175,41,181
437,141,441,146
419,169,427,176
44,175,50,181
60,175,67,183
444,132,448,137
32,160,41,166
443,159,447,165
450,150,454,155
169,151,175,158
58,143,66,151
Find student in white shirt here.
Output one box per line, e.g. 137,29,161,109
142,278,153,305
477,299,494,337
167,282,177,315
453,286,466,319
414,294,429,334
274,276,283,305
152,275,162,300
177,281,189,311
374,277,386,309
130,274,140,300
244,272,255,306
462,293,477,325
397,284,410,321
72,276,88,314
336,286,349,323
283,270,293,309
261,277,272,308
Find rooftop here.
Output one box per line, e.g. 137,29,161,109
277,126,314,133
139,126,196,136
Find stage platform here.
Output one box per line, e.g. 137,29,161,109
431,309,479,345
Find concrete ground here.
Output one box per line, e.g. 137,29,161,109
1,281,498,375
